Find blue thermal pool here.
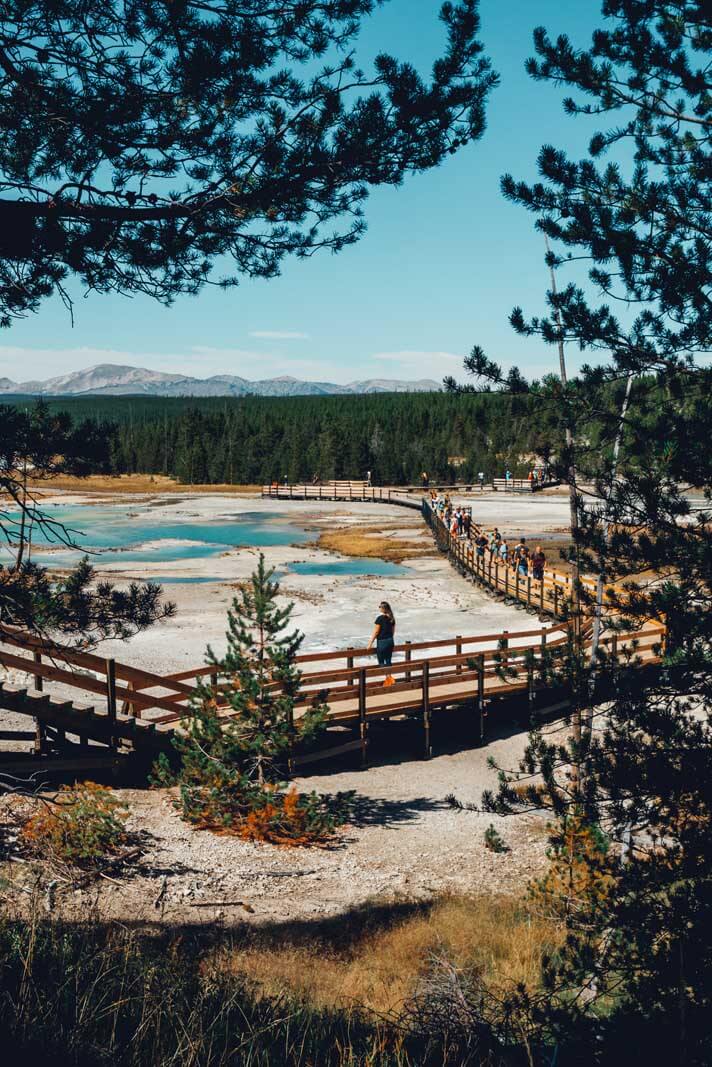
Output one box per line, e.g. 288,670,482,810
8,503,409,580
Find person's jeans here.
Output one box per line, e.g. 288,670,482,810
376,638,394,666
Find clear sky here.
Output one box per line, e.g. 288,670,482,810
2,0,606,386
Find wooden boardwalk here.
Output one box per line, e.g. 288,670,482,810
0,484,664,774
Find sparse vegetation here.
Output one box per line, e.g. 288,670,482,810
483,825,509,854
316,523,436,563
212,895,559,1016
20,783,128,868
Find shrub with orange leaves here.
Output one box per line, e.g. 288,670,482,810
21,782,129,868
238,787,341,847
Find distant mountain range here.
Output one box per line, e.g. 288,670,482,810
0,363,441,398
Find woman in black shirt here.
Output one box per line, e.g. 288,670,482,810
367,602,396,666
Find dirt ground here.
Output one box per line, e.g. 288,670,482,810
1,727,551,927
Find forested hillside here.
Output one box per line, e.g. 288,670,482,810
13,392,558,485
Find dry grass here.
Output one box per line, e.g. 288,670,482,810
29,473,263,495
212,894,560,1016
317,523,437,564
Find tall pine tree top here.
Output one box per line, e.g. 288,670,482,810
0,1,497,325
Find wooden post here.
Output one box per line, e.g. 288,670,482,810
553,584,559,617
32,650,46,754
347,647,355,686
495,558,500,592
121,679,136,718
505,566,509,600
287,696,295,774
515,567,520,603
456,635,462,675
540,576,545,615
33,650,43,692
422,662,431,759
405,640,412,682
611,633,618,662
358,667,368,766
106,657,117,752
476,653,486,746
502,630,509,670
539,629,547,683
527,576,532,609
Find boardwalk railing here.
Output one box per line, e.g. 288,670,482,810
0,485,665,772
262,481,421,508
421,498,592,619
492,477,558,493
286,618,664,764
0,615,666,770
262,480,559,499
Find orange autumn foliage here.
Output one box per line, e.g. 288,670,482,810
21,783,129,867
238,788,337,847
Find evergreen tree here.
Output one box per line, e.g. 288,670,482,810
155,555,341,845
0,401,173,642
0,0,497,326
453,2,712,1059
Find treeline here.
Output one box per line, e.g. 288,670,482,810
21,392,559,485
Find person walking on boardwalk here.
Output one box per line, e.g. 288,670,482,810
531,545,546,581
367,602,396,666
421,471,429,489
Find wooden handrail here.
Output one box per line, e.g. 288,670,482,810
0,485,666,763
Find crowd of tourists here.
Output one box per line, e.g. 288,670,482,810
428,491,547,581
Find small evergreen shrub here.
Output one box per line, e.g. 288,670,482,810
154,555,348,846
21,783,128,867
483,824,509,854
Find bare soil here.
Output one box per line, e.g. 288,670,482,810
1,724,551,929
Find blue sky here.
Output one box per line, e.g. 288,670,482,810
3,0,606,385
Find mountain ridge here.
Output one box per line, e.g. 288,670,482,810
0,363,441,397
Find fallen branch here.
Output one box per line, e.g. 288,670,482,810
188,900,255,913
70,846,144,889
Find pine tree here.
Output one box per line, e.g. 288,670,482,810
155,555,341,845
0,0,497,326
0,401,174,641
449,2,712,1059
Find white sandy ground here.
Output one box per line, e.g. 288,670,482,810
27,490,573,669
2,490,573,923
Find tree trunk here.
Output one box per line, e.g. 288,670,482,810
546,238,583,785
585,372,634,740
